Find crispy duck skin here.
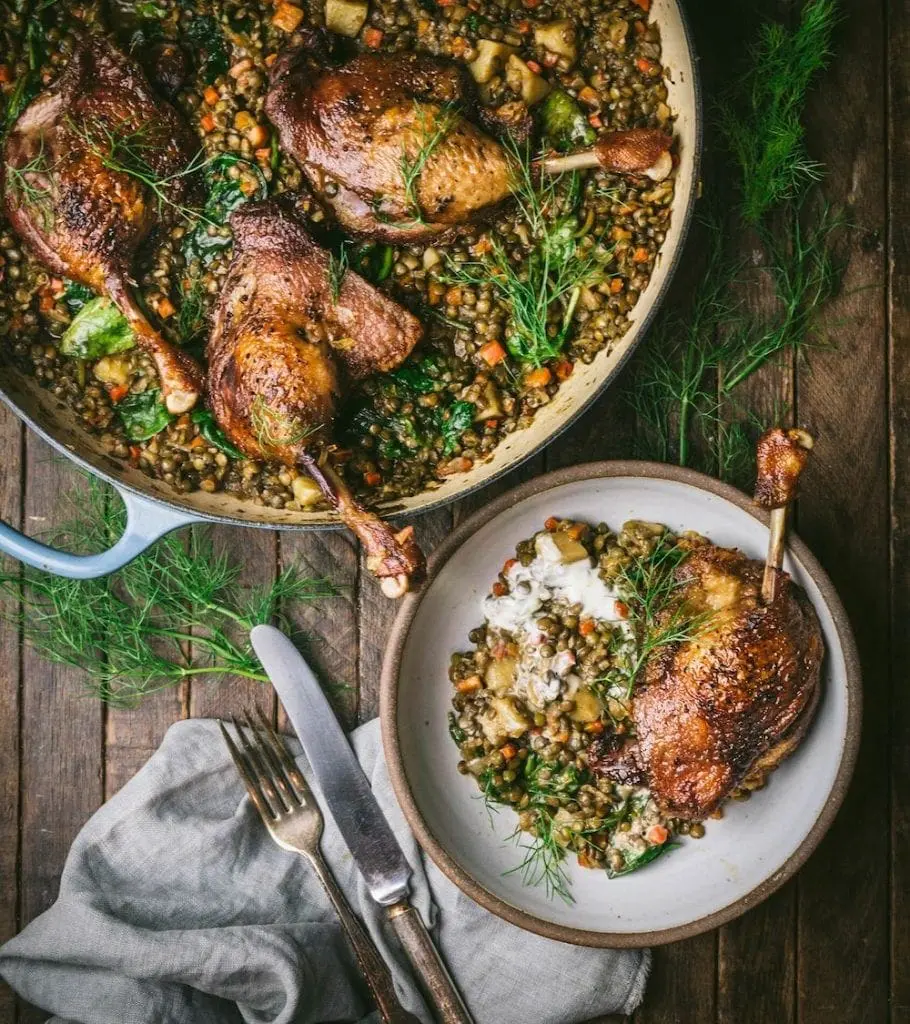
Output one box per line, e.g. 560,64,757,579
589,543,823,819
265,40,513,243
2,35,203,413
206,197,425,595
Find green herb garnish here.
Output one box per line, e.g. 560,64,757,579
0,479,337,706
327,241,351,304
436,399,474,455
540,89,596,153
62,281,95,314
399,102,460,224
191,408,245,459
185,13,230,84
60,297,135,360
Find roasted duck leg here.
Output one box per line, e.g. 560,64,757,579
206,197,425,596
265,36,514,243
540,128,673,181
2,35,204,413
589,428,823,819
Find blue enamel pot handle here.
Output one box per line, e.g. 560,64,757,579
0,486,201,578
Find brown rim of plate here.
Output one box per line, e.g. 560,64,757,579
379,460,863,948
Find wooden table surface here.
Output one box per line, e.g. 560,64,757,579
1,0,907,1021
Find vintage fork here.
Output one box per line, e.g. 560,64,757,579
219,710,420,1024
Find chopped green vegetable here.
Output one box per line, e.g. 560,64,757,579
62,281,95,315
436,399,474,455
606,842,679,878
540,89,596,152
185,13,229,84
118,389,174,441
191,408,245,459
135,0,167,17
448,712,467,744
60,298,135,360
352,243,395,283
542,214,579,264
390,355,440,394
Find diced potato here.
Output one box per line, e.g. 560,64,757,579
571,687,602,723
480,696,530,743
474,380,503,421
292,475,323,508
535,530,589,564
92,355,130,387
505,55,551,105
484,656,517,694
533,19,578,63
325,0,369,37
468,39,518,84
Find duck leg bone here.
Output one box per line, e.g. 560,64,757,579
753,427,815,604
539,128,673,181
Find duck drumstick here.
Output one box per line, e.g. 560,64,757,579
539,128,673,181
754,427,815,604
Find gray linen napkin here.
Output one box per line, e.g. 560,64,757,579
0,718,649,1024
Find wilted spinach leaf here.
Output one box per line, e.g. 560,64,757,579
118,389,174,441
60,298,135,359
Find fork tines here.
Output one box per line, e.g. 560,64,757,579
219,708,310,820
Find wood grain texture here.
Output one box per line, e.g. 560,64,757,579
17,443,104,1024
795,0,890,1021
887,0,909,1018
0,405,21,1024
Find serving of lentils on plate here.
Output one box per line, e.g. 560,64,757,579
448,518,713,899
0,0,674,510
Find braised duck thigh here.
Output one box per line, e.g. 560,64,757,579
3,34,204,413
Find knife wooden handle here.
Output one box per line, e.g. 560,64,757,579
306,852,421,1024
387,900,475,1024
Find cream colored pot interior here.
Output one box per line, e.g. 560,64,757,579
0,0,700,529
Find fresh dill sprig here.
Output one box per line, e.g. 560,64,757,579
178,275,207,345
67,114,212,224
0,479,338,706
716,0,839,223
6,139,57,230
327,241,351,304
399,102,460,224
504,812,574,904
250,395,320,453
446,142,612,367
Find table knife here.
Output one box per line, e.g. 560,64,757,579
250,624,474,1024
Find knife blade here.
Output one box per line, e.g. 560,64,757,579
250,623,410,905
249,624,474,1024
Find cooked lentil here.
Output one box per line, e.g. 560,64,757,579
0,0,674,509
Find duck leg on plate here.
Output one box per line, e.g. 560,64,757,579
206,196,425,596
2,34,204,413
539,128,673,181
589,427,823,819
265,35,515,243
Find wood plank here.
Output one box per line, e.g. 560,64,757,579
357,510,451,723
794,0,889,1020
0,405,22,1023
278,528,359,729
17,440,104,1024
187,526,277,723
887,0,910,1017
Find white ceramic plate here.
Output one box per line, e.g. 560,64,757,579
381,463,861,946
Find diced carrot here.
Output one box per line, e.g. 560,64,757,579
636,57,658,75
203,86,219,106
515,19,531,33
584,720,606,735
364,470,382,487
554,359,573,380
525,59,542,74
647,825,670,845
633,0,650,9
445,286,463,306
156,297,176,319
499,742,518,760
525,366,552,389
577,850,596,869
128,445,141,460
609,277,624,294
523,0,542,9
38,292,55,312
200,113,216,133
456,675,483,693
438,456,473,476
484,417,500,429
188,435,207,449
544,516,559,531
176,413,192,429
579,618,596,636
566,522,586,541
0,65,11,84
614,600,630,619
479,340,507,366
109,385,129,404
255,147,272,162
553,731,569,743
265,52,278,67
542,50,559,68
632,246,650,263
588,113,603,128
248,124,269,148
363,26,384,47
502,557,518,574
633,19,646,35
492,581,508,597
272,2,304,32
417,18,431,34
437,0,456,6
577,85,600,108
450,35,470,58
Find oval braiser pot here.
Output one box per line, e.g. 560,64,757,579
0,0,702,577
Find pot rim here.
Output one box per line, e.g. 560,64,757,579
379,460,863,947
